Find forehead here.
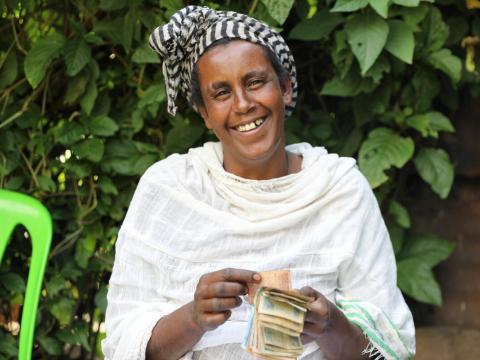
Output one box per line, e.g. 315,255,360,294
196,40,272,82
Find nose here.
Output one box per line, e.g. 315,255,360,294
232,87,255,114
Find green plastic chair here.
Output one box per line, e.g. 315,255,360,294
0,189,52,360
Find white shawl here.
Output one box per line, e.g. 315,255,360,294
102,142,415,360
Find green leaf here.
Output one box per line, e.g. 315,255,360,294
0,273,25,293
411,67,441,112
103,140,152,175
418,7,448,54
396,5,428,28
165,122,204,155
331,0,368,12
133,153,158,174
132,44,160,63
358,127,414,188
0,51,18,89
392,0,419,6
364,54,390,83
338,128,363,157
401,233,455,267
289,10,343,41
397,258,442,305
138,84,166,108
5,176,25,190
385,20,414,64
72,138,104,163
50,298,74,326
75,235,97,269
46,275,65,298
65,160,92,177
0,333,18,357
64,72,89,104
95,287,108,314
406,111,454,138
345,12,389,75
369,0,389,18
414,148,454,199
388,224,405,256
38,175,56,192
122,9,136,52
98,177,118,195
38,335,62,356
80,79,98,115
64,38,91,77
427,48,462,84
87,115,119,137
56,325,91,351
24,33,66,88
321,66,375,97
388,200,411,228
99,0,127,10
260,0,295,25
93,18,125,45
53,121,85,146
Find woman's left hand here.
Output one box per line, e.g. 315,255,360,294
299,286,369,360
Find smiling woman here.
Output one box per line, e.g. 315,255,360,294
102,5,415,360
195,40,297,179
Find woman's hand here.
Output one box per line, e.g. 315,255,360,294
299,286,369,360
191,268,261,331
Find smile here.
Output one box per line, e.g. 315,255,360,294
234,118,266,132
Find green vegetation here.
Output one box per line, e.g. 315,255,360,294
0,0,479,358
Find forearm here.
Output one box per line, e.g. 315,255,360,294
316,307,369,360
146,302,205,360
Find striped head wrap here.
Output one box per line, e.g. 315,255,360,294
149,5,297,117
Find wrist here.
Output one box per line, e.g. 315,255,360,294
315,303,368,360
185,302,206,336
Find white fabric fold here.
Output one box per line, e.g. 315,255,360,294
102,142,415,360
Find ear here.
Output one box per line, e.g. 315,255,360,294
281,75,293,106
198,105,213,130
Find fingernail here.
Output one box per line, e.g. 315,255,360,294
253,273,261,281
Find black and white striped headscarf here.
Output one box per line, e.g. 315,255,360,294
149,5,297,117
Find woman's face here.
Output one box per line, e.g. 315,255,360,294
196,40,292,174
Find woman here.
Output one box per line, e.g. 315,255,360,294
102,6,415,360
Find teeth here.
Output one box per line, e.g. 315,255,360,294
236,118,265,132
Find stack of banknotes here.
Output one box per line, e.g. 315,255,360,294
243,286,314,360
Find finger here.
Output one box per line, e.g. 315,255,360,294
198,297,243,312
205,268,261,284
298,286,320,299
200,282,248,299
199,311,231,330
304,298,329,323
302,321,326,337
300,333,315,345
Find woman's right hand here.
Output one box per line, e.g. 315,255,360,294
191,268,261,331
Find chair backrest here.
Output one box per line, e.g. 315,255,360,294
0,189,52,360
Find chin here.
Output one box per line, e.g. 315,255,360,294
238,140,281,162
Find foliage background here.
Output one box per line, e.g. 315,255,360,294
0,0,479,358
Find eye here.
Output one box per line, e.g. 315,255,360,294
214,89,230,99
248,78,265,88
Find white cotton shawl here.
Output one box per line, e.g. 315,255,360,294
102,142,415,360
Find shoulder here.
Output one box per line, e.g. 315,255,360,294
306,146,376,209
138,150,197,190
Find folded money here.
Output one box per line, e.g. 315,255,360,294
243,286,314,360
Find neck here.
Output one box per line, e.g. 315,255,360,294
222,142,290,180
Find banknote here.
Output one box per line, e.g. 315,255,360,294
244,283,314,360
248,269,292,303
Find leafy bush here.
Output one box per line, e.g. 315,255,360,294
0,0,479,358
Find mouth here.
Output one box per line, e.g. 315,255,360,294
233,117,266,133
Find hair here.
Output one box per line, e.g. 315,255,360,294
190,38,289,108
